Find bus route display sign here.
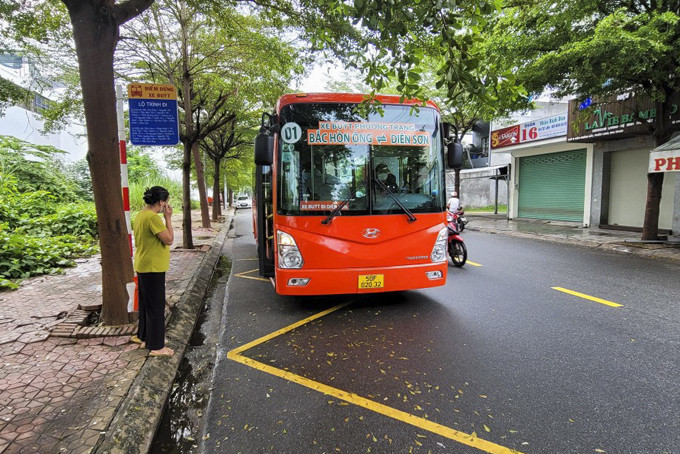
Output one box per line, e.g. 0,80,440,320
306,121,431,147
128,83,179,146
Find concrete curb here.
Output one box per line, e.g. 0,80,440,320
93,215,231,454
468,225,680,263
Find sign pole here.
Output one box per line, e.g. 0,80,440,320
117,84,137,312
125,82,179,312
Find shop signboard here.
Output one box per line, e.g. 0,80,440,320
491,113,567,150
567,92,680,142
649,135,680,173
649,150,680,173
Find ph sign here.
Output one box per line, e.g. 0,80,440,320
649,150,680,173
128,83,179,146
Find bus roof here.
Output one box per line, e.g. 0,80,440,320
275,93,440,112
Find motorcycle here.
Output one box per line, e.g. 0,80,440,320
446,212,467,267
453,208,468,232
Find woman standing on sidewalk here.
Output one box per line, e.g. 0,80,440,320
132,186,174,357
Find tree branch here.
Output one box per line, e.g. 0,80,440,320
114,0,155,26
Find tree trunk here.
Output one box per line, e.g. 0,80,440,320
641,172,664,240
181,140,194,249
212,157,221,221
180,63,195,249
68,2,133,325
192,142,211,228
641,101,671,241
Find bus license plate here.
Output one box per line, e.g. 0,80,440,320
358,274,384,289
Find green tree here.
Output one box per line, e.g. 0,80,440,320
125,147,163,183
65,158,93,201
223,152,254,201
0,138,99,289
0,135,82,201
410,54,528,196
288,0,520,105
486,1,680,240
202,117,250,220
0,79,27,114
118,0,304,246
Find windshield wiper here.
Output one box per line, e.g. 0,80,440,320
321,187,358,225
374,177,417,223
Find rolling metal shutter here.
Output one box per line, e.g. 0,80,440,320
518,149,586,222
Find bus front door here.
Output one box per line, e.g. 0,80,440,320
255,164,275,277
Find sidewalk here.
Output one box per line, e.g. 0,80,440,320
466,212,680,262
0,208,232,454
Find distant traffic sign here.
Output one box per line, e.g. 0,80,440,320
128,83,179,146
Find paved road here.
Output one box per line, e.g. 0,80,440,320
202,209,680,454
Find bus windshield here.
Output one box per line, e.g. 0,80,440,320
277,103,445,216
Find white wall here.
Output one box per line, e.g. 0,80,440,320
1,54,88,162
0,105,87,162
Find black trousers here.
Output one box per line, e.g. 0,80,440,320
137,272,166,350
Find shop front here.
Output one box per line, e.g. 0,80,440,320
568,95,680,233
491,111,593,225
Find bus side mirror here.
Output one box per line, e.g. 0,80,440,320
447,141,463,169
254,133,273,166
442,122,451,139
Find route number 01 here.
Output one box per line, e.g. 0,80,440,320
281,122,302,144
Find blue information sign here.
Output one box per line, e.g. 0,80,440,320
129,98,179,146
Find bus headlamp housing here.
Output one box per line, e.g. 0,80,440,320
277,231,304,269
430,227,448,263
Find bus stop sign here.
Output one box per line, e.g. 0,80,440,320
128,83,179,146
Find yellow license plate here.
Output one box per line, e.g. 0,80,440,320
358,274,384,289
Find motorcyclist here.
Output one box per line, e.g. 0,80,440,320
447,191,460,213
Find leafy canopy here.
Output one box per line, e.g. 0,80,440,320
487,1,680,107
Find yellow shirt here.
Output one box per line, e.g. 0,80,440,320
133,209,170,273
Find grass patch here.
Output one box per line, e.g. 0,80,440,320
466,204,507,213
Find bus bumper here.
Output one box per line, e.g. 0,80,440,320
274,262,448,296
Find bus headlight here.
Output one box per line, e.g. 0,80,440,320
277,231,304,269
430,227,448,263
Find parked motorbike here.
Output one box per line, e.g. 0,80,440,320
446,213,467,267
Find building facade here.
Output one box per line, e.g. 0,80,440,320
487,96,680,237
567,95,679,235
0,53,87,161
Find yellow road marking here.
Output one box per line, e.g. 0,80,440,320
235,268,270,282
228,304,523,454
229,303,351,356
466,260,483,267
552,287,623,308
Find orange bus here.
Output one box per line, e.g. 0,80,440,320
253,93,462,295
